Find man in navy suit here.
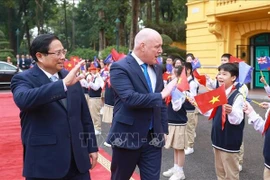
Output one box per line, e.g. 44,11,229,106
107,28,177,180
11,34,98,180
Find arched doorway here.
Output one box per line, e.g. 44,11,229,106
250,33,270,89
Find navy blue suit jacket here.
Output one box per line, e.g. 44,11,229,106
11,65,98,179
107,54,168,149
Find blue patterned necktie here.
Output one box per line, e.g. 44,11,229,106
50,75,58,82
141,63,153,130
141,63,153,92
50,75,67,109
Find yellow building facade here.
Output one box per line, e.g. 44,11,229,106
186,0,270,89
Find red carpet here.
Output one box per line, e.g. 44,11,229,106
0,92,140,180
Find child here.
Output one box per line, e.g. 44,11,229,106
163,55,174,86
87,63,104,135
206,53,232,89
186,53,195,63
163,65,187,180
207,54,248,171
260,76,270,96
243,101,270,179
198,63,244,179
184,62,199,155
102,63,114,147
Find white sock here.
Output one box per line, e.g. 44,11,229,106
175,165,183,172
173,164,178,170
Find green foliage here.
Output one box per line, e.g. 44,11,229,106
67,48,97,60
0,51,14,62
0,30,14,61
161,34,173,46
146,22,186,42
162,45,186,59
100,45,129,59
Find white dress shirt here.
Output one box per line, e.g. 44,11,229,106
131,52,156,92
38,65,67,91
247,106,270,134
87,74,104,91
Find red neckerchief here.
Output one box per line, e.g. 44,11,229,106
209,85,236,130
102,77,111,92
263,111,270,135
165,96,172,106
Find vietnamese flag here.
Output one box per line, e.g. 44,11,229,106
70,56,80,65
111,48,121,61
229,56,243,63
111,48,126,61
64,60,75,71
194,84,227,114
193,70,206,86
176,67,189,92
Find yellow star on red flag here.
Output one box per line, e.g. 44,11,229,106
209,96,220,104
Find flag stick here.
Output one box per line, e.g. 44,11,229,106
251,99,261,106
260,70,264,78
185,95,198,107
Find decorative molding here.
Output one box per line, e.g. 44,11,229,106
208,22,223,40
217,0,237,6
236,19,270,37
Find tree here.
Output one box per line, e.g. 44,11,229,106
129,0,140,49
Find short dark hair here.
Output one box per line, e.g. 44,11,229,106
186,53,195,60
174,65,184,77
30,34,60,62
221,53,232,60
184,62,194,77
218,63,239,81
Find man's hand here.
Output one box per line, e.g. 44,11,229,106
161,78,177,99
89,152,98,170
63,60,85,87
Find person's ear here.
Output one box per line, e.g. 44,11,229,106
35,52,44,62
231,75,236,82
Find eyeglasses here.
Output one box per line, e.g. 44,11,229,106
47,49,67,57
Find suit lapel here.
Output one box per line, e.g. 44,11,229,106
32,65,67,110
127,55,149,91
58,70,68,110
31,65,51,85
152,64,160,93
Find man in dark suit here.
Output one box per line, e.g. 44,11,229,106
106,28,177,180
11,34,98,180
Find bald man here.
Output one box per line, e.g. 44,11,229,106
106,28,177,179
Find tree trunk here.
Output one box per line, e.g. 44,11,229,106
129,0,140,50
155,0,159,24
22,0,31,54
146,0,152,24
35,0,44,34
64,0,69,49
98,9,105,51
7,8,15,52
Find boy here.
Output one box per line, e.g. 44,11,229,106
206,53,232,89
198,63,245,179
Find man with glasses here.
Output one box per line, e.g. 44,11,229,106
11,34,98,180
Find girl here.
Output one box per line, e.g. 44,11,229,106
184,62,199,155
163,65,187,180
